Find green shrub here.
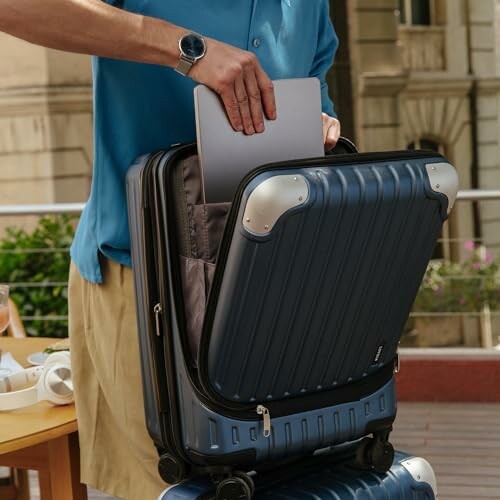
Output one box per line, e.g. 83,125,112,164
0,215,76,338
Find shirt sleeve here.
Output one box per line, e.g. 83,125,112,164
309,0,339,117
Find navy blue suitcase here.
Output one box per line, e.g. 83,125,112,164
126,139,457,496
159,449,437,499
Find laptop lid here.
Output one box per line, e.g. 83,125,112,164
195,78,324,203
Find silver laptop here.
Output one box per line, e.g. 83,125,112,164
194,78,324,203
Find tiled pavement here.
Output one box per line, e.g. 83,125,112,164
27,402,500,499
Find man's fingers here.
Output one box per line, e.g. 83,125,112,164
322,114,329,144
241,71,264,133
323,114,341,150
234,76,255,135
255,66,276,120
220,87,243,132
325,126,339,150
244,70,265,133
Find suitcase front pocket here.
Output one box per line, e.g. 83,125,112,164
201,157,453,406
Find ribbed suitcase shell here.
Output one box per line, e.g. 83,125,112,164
160,451,437,499
126,146,457,469
207,159,448,403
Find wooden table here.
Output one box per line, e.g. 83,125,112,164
0,337,87,500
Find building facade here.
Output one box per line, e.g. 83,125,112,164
329,0,500,257
1,0,500,250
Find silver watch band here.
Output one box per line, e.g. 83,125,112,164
175,55,195,76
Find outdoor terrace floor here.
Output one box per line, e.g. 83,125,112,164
393,402,500,499
27,402,500,499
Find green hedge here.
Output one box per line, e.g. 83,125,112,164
0,215,76,338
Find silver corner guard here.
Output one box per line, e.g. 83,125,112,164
401,457,438,497
425,162,459,215
242,174,309,236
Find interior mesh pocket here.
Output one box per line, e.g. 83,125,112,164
176,155,230,361
188,203,231,262
180,256,216,362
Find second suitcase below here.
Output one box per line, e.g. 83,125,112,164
159,449,437,500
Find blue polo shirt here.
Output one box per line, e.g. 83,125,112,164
71,0,338,283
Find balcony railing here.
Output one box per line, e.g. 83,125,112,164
0,191,499,347
398,26,446,72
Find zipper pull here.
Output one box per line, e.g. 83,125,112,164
154,303,162,337
256,405,271,438
394,350,400,374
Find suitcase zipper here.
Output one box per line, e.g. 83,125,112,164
135,150,186,462
145,147,196,462
256,405,272,438
394,350,401,374
154,303,162,337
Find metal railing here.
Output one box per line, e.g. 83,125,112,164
0,189,496,214
0,203,85,216
0,190,499,342
0,190,496,216
457,190,500,201
415,191,500,349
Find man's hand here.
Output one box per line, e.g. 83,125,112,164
323,113,341,151
190,38,276,136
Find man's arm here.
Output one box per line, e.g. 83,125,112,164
0,0,275,135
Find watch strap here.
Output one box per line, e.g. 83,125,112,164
175,55,195,76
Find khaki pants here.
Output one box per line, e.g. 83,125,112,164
68,258,165,499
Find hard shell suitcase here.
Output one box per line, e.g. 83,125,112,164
126,139,458,494
159,448,438,499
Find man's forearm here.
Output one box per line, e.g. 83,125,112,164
0,0,183,67
0,0,278,135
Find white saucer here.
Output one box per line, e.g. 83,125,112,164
27,352,50,366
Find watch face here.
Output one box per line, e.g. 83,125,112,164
180,33,206,59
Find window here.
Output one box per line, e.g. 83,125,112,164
399,0,433,26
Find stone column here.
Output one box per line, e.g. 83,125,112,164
346,0,407,152
466,0,500,251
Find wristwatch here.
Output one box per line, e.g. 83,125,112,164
175,32,207,76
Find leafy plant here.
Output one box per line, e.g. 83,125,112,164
0,215,76,338
413,241,500,313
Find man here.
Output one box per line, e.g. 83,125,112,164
0,1,340,498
